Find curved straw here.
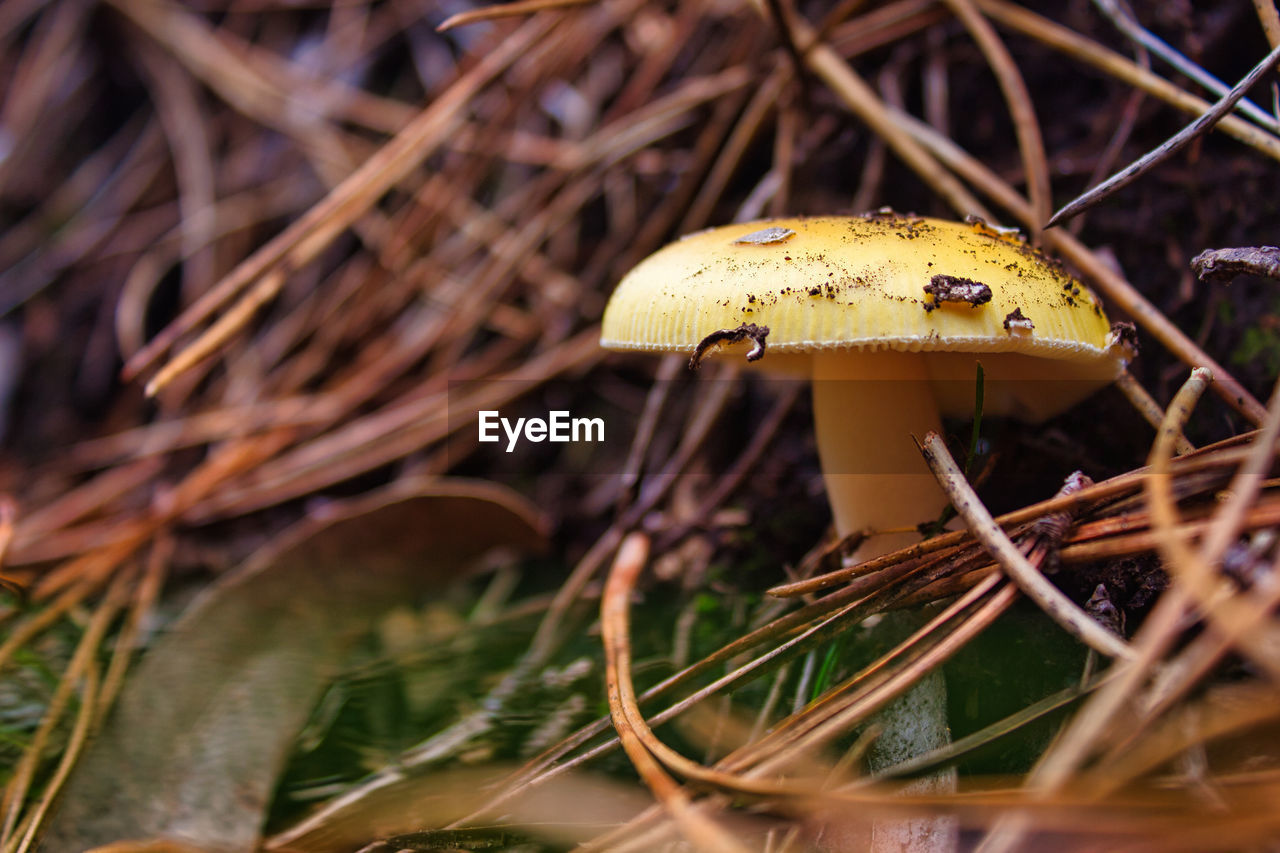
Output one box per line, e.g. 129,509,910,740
1146,369,1280,680
601,533,752,853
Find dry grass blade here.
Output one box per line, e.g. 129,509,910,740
594,539,1019,848
869,670,1112,783
1058,493,1280,563
96,536,171,717
126,15,554,393
681,67,788,232
483,543,973,826
577,582,1018,852
1095,680,1280,801
976,367,1218,853
109,0,412,137
527,363,738,666
1146,369,1280,680
744,574,1013,778
767,466,1159,599
437,0,597,32
0,575,113,673
7,657,97,853
0,571,130,849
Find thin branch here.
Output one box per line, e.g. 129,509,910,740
977,0,1280,163
1048,41,1280,226
1090,0,1280,134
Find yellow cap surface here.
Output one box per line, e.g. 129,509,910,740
601,214,1117,363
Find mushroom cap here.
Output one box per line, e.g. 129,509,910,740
600,213,1128,420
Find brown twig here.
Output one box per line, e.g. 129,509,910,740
919,432,1133,660
941,0,1052,236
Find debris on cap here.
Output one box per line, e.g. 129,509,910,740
1003,307,1034,333
733,226,796,245
923,275,993,311
689,323,770,369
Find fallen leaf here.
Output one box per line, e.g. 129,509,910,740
42,479,546,853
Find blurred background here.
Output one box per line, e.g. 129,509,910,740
2,0,1280,850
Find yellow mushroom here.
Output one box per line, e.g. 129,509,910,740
602,212,1129,557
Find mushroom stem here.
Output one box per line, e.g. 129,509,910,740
812,350,958,852
811,350,948,552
